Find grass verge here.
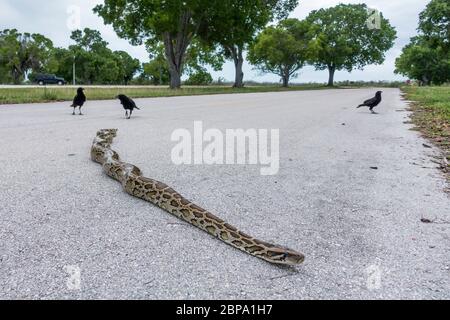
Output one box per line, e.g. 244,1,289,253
401,86,450,186
0,84,331,105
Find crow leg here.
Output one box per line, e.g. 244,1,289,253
128,109,133,119
125,110,128,118
79,106,83,115
72,108,76,115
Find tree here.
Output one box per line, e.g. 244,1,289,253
248,19,313,87
418,0,449,52
181,40,224,78
0,29,55,84
40,47,73,83
69,28,114,84
198,0,298,87
62,28,140,85
395,38,449,85
142,59,170,85
395,0,449,85
113,51,141,85
141,40,219,85
184,67,213,85
94,0,216,89
70,28,108,51
0,64,10,83
142,45,170,85
306,4,396,86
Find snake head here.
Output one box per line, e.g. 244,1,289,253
266,246,305,265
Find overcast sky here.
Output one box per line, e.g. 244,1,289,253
0,0,429,83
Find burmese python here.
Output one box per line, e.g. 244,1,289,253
91,129,305,265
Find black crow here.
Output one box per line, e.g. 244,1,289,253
70,87,86,115
357,91,383,114
116,94,140,119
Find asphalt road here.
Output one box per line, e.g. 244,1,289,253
0,88,449,299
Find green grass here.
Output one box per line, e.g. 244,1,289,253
402,86,450,121
402,86,450,139
0,84,329,105
401,85,450,182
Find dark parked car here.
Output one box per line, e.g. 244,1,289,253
35,74,66,85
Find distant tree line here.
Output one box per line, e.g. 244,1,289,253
0,29,55,84
1,1,403,87
0,28,141,85
0,27,220,86
248,4,396,87
95,1,396,88
395,0,450,85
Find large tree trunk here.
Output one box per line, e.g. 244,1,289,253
163,32,186,89
281,67,291,87
234,59,244,88
162,11,193,89
167,64,182,89
327,65,336,87
227,46,244,88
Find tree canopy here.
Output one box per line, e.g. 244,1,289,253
142,59,170,85
95,0,299,88
306,4,396,86
418,0,449,51
395,0,449,85
49,28,141,85
0,29,55,84
248,19,313,87
395,38,449,85
114,50,142,85
198,0,299,87
94,0,216,88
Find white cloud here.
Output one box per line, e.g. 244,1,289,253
0,0,430,83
